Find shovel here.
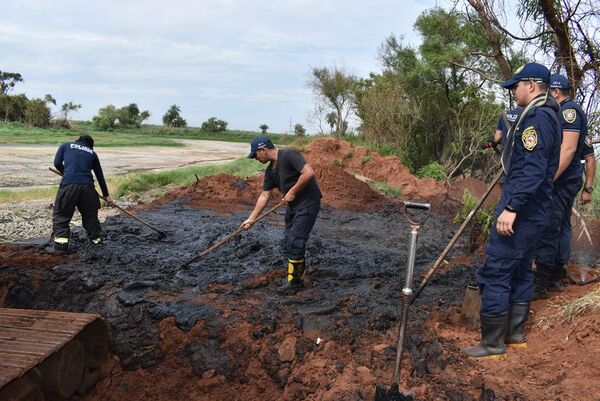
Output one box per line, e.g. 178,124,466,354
49,167,166,238
375,201,430,401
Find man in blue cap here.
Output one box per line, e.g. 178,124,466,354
52,134,114,252
533,74,591,297
463,63,561,359
242,136,322,294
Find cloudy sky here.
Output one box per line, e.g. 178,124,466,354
1,0,437,132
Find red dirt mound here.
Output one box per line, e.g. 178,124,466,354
302,138,455,212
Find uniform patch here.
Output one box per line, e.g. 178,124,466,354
563,108,577,124
521,126,538,151
585,135,593,147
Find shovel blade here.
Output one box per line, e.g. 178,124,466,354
374,383,414,401
461,285,481,330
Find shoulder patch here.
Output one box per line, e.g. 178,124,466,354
585,135,593,147
521,126,538,151
562,108,577,124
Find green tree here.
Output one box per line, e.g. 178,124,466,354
201,117,227,132
294,123,306,137
118,103,150,127
0,71,23,95
92,105,119,130
308,66,356,137
259,124,269,134
61,101,81,122
25,98,52,127
325,112,337,134
354,8,504,175
0,94,28,122
162,105,187,128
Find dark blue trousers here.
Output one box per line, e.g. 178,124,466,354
535,179,581,273
284,203,320,260
477,219,545,315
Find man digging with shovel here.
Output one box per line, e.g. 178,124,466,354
241,136,322,295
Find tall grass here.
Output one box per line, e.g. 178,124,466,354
114,158,266,197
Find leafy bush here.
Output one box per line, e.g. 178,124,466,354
25,98,51,127
417,162,446,180
454,189,495,248
201,117,227,132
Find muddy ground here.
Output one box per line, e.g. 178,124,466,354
1,138,600,401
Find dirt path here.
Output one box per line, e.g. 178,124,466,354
0,139,248,189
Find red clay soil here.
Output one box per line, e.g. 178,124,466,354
431,282,600,401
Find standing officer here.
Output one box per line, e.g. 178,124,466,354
242,136,322,294
533,74,589,297
493,107,522,146
463,63,561,359
580,136,596,204
52,135,114,252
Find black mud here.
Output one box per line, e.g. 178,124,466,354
1,198,481,398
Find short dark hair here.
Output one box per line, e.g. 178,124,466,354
77,134,94,149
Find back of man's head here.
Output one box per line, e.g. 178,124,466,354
77,134,94,149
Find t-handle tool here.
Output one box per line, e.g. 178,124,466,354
375,201,430,401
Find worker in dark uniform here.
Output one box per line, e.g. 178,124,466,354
533,74,589,298
242,136,322,294
580,135,596,205
493,107,522,147
52,135,114,252
463,63,561,359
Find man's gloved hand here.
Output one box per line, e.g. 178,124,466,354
482,139,501,154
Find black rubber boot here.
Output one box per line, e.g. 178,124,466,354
547,265,565,292
53,237,70,253
533,268,550,300
462,312,509,359
506,302,529,347
276,259,306,295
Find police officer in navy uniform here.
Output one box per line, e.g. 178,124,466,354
242,136,322,294
463,63,561,359
580,134,596,205
494,107,522,147
533,74,590,298
52,135,114,252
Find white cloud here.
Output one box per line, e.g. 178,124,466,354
1,0,433,131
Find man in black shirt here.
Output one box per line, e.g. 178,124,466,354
242,136,322,294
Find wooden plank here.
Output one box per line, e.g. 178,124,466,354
0,308,103,389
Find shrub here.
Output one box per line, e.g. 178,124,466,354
201,117,227,132
417,162,446,180
454,189,495,248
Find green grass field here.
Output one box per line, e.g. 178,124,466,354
0,121,295,147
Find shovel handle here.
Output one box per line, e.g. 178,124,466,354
49,167,166,237
183,201,285,266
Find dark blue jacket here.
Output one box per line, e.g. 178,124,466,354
555,98,588,185
53,141,109,197
496,95,561,224
496,107,522,146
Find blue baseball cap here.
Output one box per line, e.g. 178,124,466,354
501,62,550,89
549,74,570,89
247,136,274,158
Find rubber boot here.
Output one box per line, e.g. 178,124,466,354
462,312,508,359
53,237,70,253
506,302,529,348
547,265,565,292
276,259,305,295
533,268,550,300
